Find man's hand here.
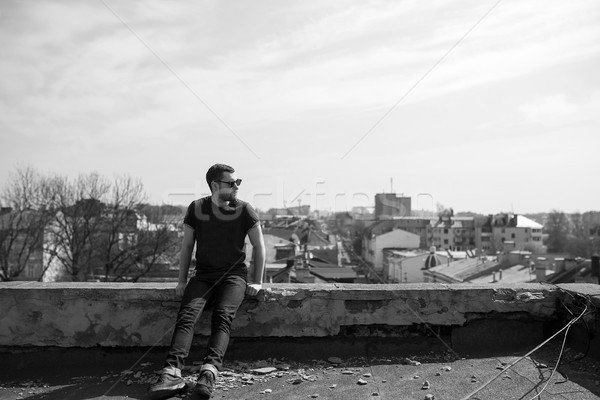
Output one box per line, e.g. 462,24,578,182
175,282,187,297
246,283,262,296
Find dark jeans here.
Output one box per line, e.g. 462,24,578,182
165,274,246,371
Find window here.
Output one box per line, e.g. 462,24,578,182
511,233,515,239
444,239,449,245
443,229,448,234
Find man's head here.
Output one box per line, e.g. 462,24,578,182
206,163,240,202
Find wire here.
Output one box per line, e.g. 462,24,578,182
99,0,260,159
525,310,575,400
459,304,589,400
102,324,175,396
341,0,504,159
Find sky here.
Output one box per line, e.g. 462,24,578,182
1,0,599,215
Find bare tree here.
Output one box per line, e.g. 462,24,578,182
122,226,179,282
87,174,179,282
2,166,180,282
0,165,53,281
95,175,147,281
43,172,110,281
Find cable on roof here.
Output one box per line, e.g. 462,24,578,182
541,281,597,361
524,306,581,400
459,301,591,400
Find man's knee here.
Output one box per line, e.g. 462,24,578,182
211,306,238,325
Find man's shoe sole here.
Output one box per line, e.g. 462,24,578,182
147,382,187,400
190,385,213,400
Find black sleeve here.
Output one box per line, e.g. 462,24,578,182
183,201,196,229
244,203,260,233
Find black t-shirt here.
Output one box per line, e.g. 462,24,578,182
183,196,259,279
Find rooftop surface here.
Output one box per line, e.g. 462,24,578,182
2,339,599,400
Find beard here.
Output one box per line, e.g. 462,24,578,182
219,190,238,203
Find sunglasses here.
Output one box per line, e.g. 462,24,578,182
215,179,242,188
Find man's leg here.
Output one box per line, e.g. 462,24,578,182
148,277,213,400
194,275,246,398
164,277,213,370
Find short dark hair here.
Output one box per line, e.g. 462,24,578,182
206,163,235,191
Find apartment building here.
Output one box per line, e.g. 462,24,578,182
362,221,420,273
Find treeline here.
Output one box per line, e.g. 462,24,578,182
544,210,600,258
0,165,181,282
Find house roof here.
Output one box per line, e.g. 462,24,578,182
364,220,422,239
263,227,295,241
384,249,422,258
429,257,502,282
363,220,396,237
436,250,469,259
516,215,543,229
469,264,535,284
309,266,358,280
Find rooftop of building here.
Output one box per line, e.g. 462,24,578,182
2,338,599,400
428,257,502,282
1,282,599,400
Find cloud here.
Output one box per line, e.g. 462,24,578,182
518,92,600,127
1,0,599,212
163,0,600,124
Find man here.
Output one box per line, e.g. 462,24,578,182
148,163,265,400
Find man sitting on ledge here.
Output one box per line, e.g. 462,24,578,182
148,163,265,400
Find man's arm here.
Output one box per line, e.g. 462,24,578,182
175,224,195,297
246,222,265,295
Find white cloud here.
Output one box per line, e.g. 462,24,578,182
1,0,599,212
518,92,600,126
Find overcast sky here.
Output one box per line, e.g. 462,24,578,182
1,0,599,215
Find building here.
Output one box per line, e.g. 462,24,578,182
583,211,600,238
430,212,544,255
432,213,477,252
259,221,359,284
388,217,432,250
362,221,420,274
490,213,544,253
374,193,411,218
423,256,503,283
0,209,44,281
382,249,428,283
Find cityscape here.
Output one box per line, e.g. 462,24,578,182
1,168,598,285
1,2,599,399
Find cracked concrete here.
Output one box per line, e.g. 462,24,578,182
0,282,583,347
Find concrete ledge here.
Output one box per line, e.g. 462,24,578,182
1,282,598,350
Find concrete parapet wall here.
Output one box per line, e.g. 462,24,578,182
0,282,597,348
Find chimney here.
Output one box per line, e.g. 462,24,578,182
591,254,599,284
535,264,546,282
499,269,503,280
